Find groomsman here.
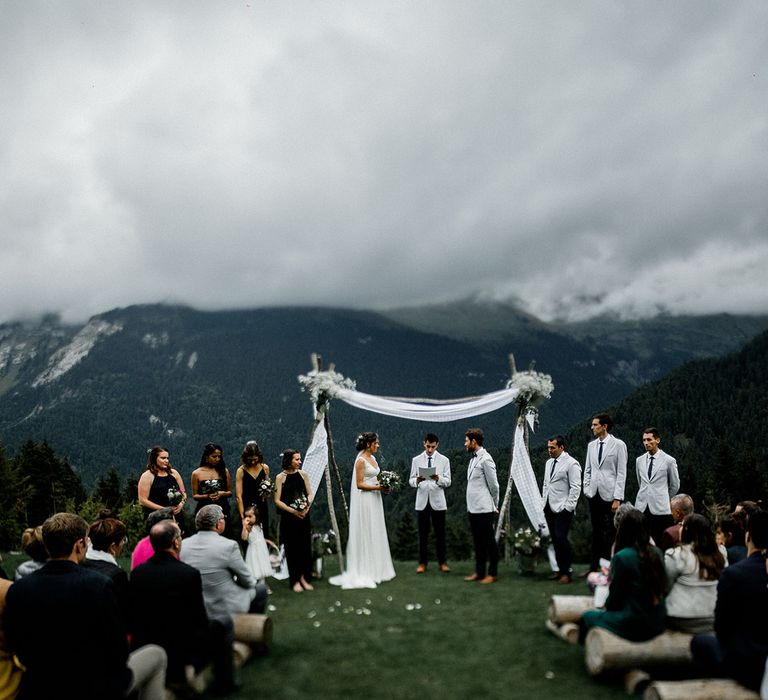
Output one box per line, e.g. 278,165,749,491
634,427,680,547
463,428,500,584
583,413,627,572
409,433,452,574
542,436,581,584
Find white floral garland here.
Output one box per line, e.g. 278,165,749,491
298,369,357,407
506,370,554,408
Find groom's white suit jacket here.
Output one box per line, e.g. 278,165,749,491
408,450,451,511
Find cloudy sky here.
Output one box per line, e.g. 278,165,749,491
2,1,766,324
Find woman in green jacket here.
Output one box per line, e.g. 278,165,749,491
582,508,667,642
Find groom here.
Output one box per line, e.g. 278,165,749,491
464,428,500,584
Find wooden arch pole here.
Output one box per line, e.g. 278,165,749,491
310,354,347,574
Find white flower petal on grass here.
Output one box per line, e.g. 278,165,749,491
545,671,555,680
313,621,321,628
335,601,341,607
386,595,393,602
365,599,372,605
307,611,316,618
267,605,277,612
405,604,415,611
327,607,336,613
414,603,422,610
434,599,441,605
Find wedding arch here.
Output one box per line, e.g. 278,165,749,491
296,354,554,574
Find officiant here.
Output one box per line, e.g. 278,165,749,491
409,433,452,574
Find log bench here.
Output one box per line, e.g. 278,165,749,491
643,679,761,700
167,614,272,697
548,595,595,625
585,627,693,676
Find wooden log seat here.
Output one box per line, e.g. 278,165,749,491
547,595,595,625
643,678,760,700
584,627,693,676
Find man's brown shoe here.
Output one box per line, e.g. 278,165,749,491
439,563,450,573
479,575,497,584
557,574,572,584
416,564,426,574
464,573,480,582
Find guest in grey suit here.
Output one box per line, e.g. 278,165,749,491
634,427,680,547
542,435,581,584
409,432,452,574
180,504,268,621
464,428,500,584
583,413,628,572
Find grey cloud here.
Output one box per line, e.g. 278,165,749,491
1,1,766,323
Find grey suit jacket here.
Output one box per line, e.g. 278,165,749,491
465,447,499,514
542,451,581,513
179,530,256,621
634,448,680,515
409,450,451,511
582,433,627,502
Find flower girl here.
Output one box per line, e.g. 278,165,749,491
242,504,276,584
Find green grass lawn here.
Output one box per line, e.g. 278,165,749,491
238,558,624,700
2,553,625,699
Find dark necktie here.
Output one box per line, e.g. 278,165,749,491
427,456,432,475
549,458,557,479
647,455,654,480
598,441,604,463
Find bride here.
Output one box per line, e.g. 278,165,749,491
330,432,396,589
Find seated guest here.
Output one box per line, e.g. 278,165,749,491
83,510,130,631
659,494,694,551
665,513,727,633
0,579,22,698
14,526,48,580
691,509,768,692
180,504,267,620
720,514,748,566
130,520,237,693
131,507,175,570
5,513,167,699
581,509,667,642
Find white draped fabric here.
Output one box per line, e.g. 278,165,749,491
334,386,520,422
301,419,329,500
510,423,548,534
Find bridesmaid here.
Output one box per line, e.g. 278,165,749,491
274,449,313,593
235,441,272,540
138,446,187,533
190,443,233,526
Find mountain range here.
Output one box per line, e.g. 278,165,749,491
1,300,766,488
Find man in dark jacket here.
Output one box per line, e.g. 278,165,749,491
691,509,768,691
5,512,166,699
130,519,236,692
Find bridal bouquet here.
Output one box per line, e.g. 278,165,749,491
167,486,184,506
377,471,402,492
258,478,274,500
291,494,309,512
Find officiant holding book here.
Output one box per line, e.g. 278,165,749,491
409,433,452,574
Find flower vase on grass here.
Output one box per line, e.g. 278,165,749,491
513,526,544,576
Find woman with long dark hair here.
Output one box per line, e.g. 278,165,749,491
664,513,727,633
191,443,232,523
581,508,667,641
235,441,271,540
273,449,313,593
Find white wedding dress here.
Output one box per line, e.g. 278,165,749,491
330,454,396,589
